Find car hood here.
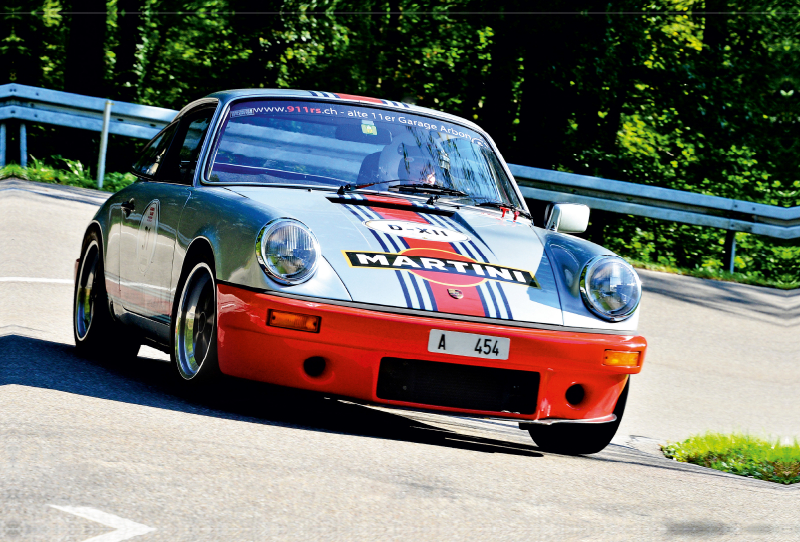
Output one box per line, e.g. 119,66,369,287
228,186,566,326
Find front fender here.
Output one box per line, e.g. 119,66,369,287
173,186,352,304
536,228,641,332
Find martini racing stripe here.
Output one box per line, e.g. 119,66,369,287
396,270,413,308
365,207,496,318
349,204,409,252
429,213,491,263
341,202,519,318
343,204,434,310
492,280,513,319
425,212,514,320
366,206,486,315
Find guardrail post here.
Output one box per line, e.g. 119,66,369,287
723,230,737,273
0,123,6,167
96,99,113,189
19,122,27,168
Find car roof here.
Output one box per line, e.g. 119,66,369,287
191,88,487,136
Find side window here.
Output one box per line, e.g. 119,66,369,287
131,122,179,179
160,108,215,185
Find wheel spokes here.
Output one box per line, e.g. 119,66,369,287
176,265,215,380
75,244,100,340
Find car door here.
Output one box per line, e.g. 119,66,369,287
118,106,215,335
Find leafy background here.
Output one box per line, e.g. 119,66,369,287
1,0,798,285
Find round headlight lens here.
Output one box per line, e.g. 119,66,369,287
580,256,641,321
257,219,320,285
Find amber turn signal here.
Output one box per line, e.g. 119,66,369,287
603,350,641,367
267,310,321,333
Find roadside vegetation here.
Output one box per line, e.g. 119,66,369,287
663,433,800,485
0,158,134,193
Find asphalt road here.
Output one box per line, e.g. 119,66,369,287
1,179,798,541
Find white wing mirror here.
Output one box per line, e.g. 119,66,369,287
544,203,590,233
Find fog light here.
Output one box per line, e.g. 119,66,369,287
603,350,640,367
268,310,321,333
304,356,326,377
565,384,585,406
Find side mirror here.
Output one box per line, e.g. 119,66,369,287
544,203,590,233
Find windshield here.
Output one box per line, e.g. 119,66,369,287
206,99,522,208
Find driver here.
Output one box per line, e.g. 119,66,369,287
373,129,448,191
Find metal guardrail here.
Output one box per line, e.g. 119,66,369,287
0,83,174,140
0,83,174,184
1,83,796,268
510,165,800,240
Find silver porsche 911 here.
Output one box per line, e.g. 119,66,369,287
74,89,646,454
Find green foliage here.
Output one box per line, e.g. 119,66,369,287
663,433,800,485
1,1,799,285
0,157,135,193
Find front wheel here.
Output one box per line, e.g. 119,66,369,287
172,261,219,382
527,379,630,455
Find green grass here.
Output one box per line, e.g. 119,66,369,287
662,433,800,485
630,259,800,290
0,157,135,193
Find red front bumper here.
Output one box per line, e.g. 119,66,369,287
217,284,647,422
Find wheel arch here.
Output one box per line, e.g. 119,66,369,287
82,220,106,258
183,236,217,276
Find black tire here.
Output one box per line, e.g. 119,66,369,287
527,379,630,455
170,258,220,383
73,229,141,361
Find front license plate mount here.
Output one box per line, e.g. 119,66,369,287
427,329,510,360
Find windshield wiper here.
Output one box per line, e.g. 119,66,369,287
337,180,467,198
388,183,468,197
337,180,385,195
475,201,531,220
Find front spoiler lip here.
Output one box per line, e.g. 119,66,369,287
519,414,617,426
219,280,639,336
350,400,618,425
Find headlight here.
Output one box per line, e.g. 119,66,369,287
256,218,320,285
580,256,641,322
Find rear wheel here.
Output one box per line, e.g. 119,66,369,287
73,230,140,361
527,379,630,455
172,260,219,382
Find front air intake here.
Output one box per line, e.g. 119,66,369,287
377,357,539,414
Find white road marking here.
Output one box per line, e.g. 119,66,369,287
0,277,73,284
48,505,156,542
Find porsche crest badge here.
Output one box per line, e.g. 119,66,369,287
448,289,464,299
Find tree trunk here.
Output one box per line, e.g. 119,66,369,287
380,0,403,101
230,0,286,88
64,0,108,97
514,9,577,168
478,8,521,156
113,0,142,102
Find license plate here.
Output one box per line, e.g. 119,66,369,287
427,329,511,360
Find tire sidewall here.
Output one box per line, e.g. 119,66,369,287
171,259,219,382
73,230,110,350
528,378,630,455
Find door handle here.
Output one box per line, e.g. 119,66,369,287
121,198,135,216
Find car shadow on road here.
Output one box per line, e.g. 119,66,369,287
1,335,545,459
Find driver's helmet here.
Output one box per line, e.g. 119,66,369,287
378,129,449,186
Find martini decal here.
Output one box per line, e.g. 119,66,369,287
343,247,539,289
363,219,469,242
